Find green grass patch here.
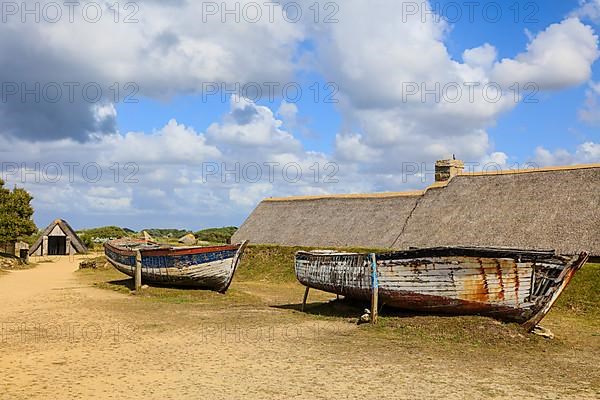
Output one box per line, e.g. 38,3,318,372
235,245,300,283
371,314,536,347
554,263,600,318
132,286,261,306
92,275,262,306
236,244,385,283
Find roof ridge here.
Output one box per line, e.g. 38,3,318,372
261,163,600,202
264,191,424,202
458,163,600,177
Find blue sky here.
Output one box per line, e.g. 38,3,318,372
1,0,599,231
440,0,599,160
114,0,598,164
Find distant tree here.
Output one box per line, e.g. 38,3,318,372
80,234,95,249
0,179,37,243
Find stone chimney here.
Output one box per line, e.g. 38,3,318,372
435,158,465,182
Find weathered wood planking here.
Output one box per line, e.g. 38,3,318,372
295,247,589,330
105,239,248,292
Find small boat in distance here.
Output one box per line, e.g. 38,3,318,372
105,239,248,292
295,247,589,330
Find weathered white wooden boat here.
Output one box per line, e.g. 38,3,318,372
104,239,248,292
295,247,589,330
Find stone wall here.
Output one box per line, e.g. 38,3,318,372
0,256,19,269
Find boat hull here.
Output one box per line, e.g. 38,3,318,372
104,240,248,292
295,247,588,329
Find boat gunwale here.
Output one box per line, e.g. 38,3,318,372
104,240,240,257
296,246,568,263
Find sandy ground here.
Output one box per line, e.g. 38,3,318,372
0,256,598,400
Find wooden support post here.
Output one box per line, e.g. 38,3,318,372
42,236,48,256
135,250,142,292
369,253,379,324
301,286,310,312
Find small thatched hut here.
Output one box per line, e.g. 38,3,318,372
179,233,197,246
142,231,154,242
232,161,600,259
29,219,87,256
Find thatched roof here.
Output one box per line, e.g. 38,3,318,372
233,192,422,249
232,164,600,256
394,165,600,256
178,233,197,245
29,219,87,255
142,231,154,241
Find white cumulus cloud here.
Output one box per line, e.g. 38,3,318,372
534,142,600,166
492,18,599,90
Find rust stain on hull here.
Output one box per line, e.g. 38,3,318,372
295,247,589,329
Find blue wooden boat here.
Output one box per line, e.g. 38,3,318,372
104,239,248,292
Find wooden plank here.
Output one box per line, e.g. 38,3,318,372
135,250,142,291
301,286,310,312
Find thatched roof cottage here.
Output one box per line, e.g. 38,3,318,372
179,233,197,245
232,161,600,259
29,219,87,256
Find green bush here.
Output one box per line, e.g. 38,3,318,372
80,234,95,249
77,226,128,239
195,227,238,244
143,229,189,238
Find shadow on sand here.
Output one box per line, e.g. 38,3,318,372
271,297,420,319
105,278,217,292
273,298,364,318
273,297,460,320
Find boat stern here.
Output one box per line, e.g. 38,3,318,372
522,252,590,331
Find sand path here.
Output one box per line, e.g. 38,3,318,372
0,257,597,399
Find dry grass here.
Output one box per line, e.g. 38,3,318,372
81,247,600,346
4,250,598,399
71,252,600,397
77,257,263,307
78,249,600,363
